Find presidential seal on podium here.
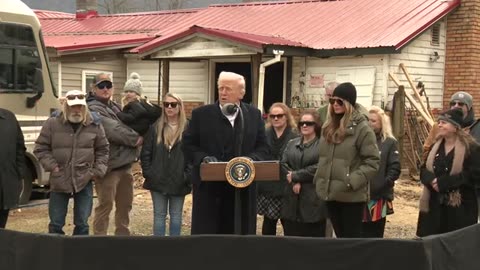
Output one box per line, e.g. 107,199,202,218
225,157,256,188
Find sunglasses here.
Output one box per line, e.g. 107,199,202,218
66,94,85,100
299,121,316,127
163,102,179,108
96,81,113,90
450,101,466,107
329,98,344,106
269,114,285,119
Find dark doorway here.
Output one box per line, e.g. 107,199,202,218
215,62,252,104
264,62,284,113
215,61,285,112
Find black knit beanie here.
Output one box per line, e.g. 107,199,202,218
438,108,464,128
332,82,357,106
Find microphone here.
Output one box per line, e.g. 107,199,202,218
221,103,238,115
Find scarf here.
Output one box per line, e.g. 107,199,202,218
419,138,465,212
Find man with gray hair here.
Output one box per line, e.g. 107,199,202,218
34,90,109,235
183,71,269,235
317,81,338,125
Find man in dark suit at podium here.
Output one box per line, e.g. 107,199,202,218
183,71,269,235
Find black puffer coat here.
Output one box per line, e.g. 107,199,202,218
117,99,161,136
369,136,401,200
140,124,191,196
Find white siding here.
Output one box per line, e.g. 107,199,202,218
152,37,257,58
169,61,208,102
48,60,59,96
60,58,127,98
387,21,446,109
127,58,160,102
125,59,209,103
292,55,385,108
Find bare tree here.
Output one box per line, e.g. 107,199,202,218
144,0,161,11
167,0,185,10
143,0,187,11
98,0,132,14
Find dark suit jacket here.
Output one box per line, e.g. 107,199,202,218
0,109,26,209
182,101,269,234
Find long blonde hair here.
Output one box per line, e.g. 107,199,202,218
266,102,297,130
369,105,395,141
156,93,187,147
322,99,354,144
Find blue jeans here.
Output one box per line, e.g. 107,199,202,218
151,191,185,236
48,181,93,235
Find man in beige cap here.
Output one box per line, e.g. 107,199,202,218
35,90,109,235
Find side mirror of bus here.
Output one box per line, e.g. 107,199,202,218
26,68,44,108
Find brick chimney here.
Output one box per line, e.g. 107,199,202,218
76,0,98,19
444,0,480,116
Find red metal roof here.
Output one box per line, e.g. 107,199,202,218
133,0,460,54
37,9,201,52
34,10,74,19
43,34,153,53
154,26,307,50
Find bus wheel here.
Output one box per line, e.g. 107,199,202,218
19,167,33,205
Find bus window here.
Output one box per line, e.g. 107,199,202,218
0,22,42,93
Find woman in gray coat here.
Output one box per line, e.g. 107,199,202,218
281,111,326,237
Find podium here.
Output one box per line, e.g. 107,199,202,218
200,158,280,234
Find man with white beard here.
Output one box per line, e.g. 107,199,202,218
34,90,109,235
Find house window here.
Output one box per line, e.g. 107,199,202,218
431,24,441,46
80,70,113,95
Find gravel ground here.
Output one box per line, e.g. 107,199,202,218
7,169,422,238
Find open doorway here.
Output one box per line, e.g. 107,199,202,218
263,62,284,112
215,62,252,104
214,61,285,112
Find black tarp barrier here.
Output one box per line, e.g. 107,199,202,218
0,224,479,270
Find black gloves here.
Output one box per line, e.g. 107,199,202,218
202,156,218,163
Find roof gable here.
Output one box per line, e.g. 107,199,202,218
134,0,460,54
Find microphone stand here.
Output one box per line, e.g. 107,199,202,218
234,104,244,235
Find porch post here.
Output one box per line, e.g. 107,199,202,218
162,59,170,96
250,53,262,108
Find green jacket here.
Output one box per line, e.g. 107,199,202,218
317,105,328,126
313,108,380,202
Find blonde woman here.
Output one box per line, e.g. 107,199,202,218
313,82,380,238
257,102,298,235
140,93,191,236
417,108,480,237
361,106,401,238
